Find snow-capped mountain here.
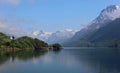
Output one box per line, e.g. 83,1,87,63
73,5,120,33
63,5,120,46
94,5,120,23
83,5,120,32
28,5,120,45
89,5,120,30
46,29,78,44
28,29,77,44
28,30,52,41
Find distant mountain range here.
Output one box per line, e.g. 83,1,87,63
30,29,77,44
63,5,120,47
29,31,52,41
46,29,77,44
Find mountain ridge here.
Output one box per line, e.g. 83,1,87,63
63,5,120,47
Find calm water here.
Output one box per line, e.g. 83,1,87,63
0,47,120,73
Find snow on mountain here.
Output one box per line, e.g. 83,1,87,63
28,29,77,44
64,5,120,46
28,5,120,45
28,30,52,41
46,29,78,44
93,5,120,23
84,5,120,30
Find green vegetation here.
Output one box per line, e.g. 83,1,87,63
0,33,11,48
0,32,63,52
0,32,63,65
52,43,62,51
13,36,48,49
0,32,49,50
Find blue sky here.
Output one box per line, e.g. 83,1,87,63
0,0,120,33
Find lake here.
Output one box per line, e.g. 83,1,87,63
0,47,120,73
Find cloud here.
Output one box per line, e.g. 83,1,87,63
0,0,36,6
81,22,91,28
0,17,25,37
0,0,20,6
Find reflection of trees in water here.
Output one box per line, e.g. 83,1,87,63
0,51,11,65
0,50,47,65
14,50,47,61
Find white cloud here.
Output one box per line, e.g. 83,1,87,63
0,17,25,37
0,0,20,6
81,22,91,28
0,0,36,6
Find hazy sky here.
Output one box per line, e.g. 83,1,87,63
0,0,120,33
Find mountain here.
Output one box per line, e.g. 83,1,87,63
84,18,120,42
63,5,120,47
28,29,77,44
94,5,120,23
46,29,77,44
28,30,52,41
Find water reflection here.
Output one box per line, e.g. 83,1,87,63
0,48,120,73
62,48,120,73
0,50,47,64
0,52,11,65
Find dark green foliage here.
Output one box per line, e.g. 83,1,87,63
13,36,48,49
0,33,49,50
34,38,48,48
0,33,11,48
14,36,35,49
52,43,62,51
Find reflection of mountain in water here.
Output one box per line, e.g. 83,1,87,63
64,48,120,73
